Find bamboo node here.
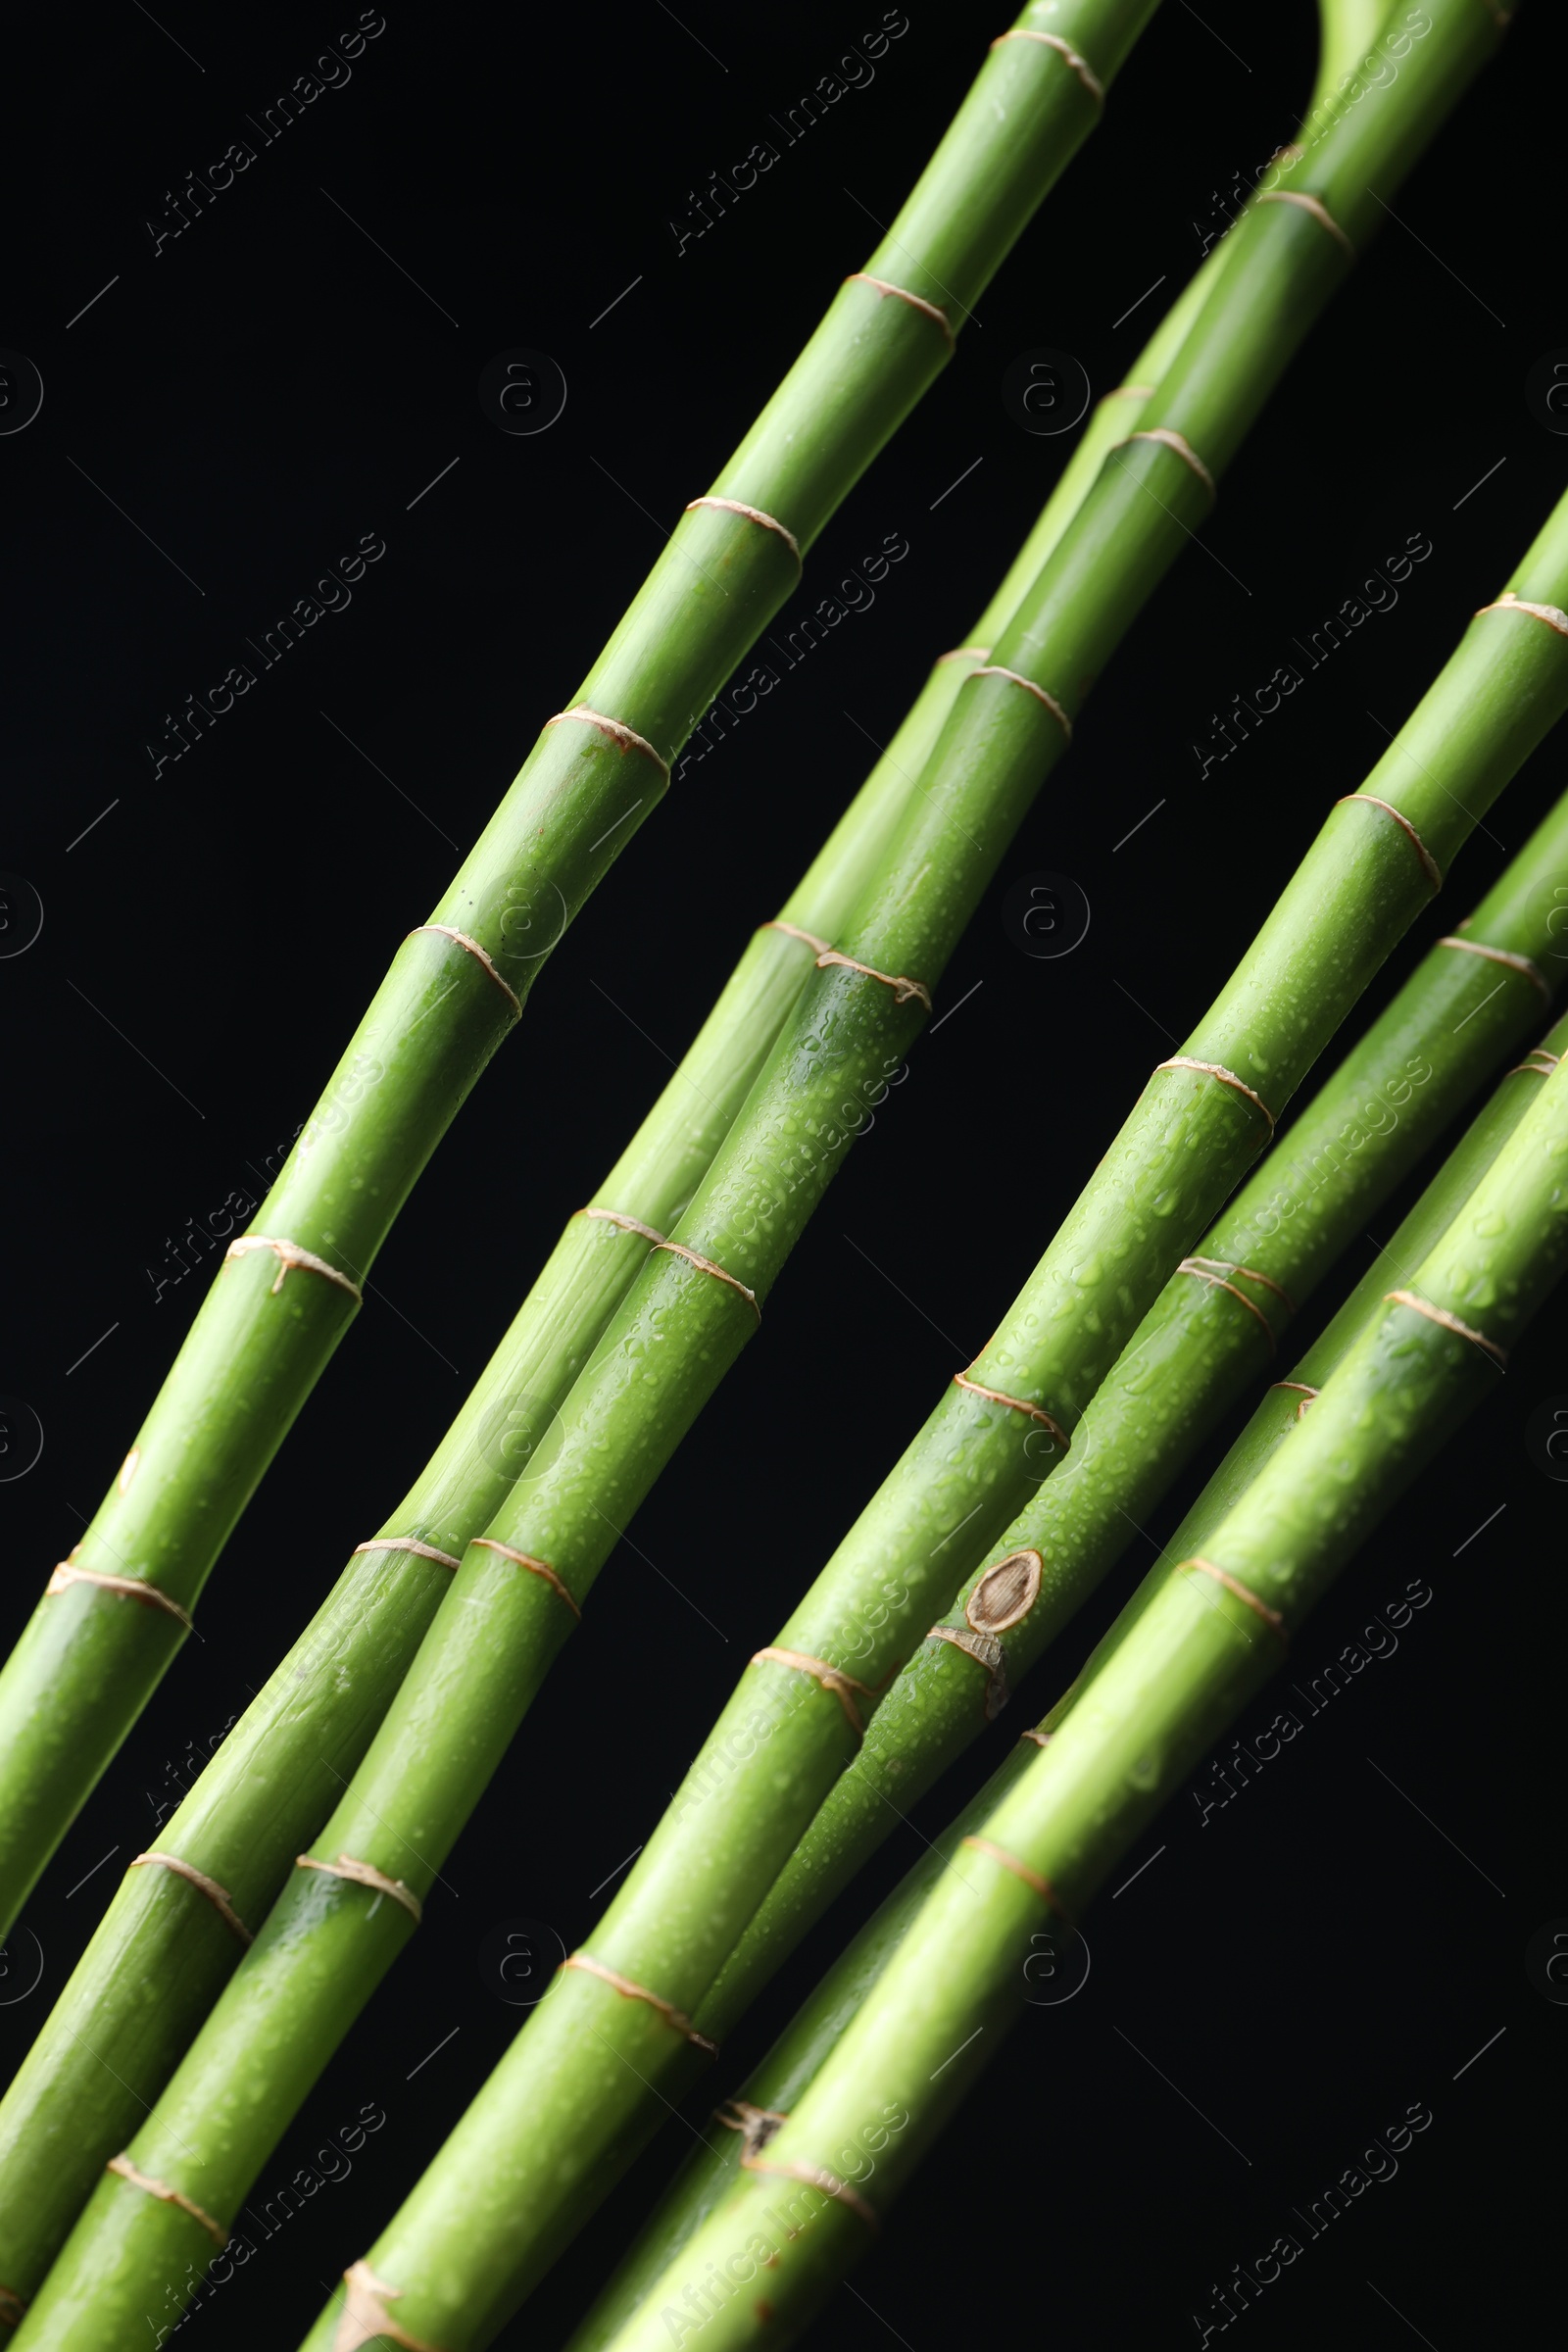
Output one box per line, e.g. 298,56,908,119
223,1233,364,1301
1385,1290,1508,1369
1335,796,1443,894
960,1834,1070,1918
652,1239,761,1319
1269,1380,1318,1421
928,1623,1009,1720
967,1547,1043,1635
545,706,671,780
467,1538,582,1618
964,662,1073,744
1473,591,1568,638
45,1562,193,1632
935,644,992,664
405,924,522,1017
1176,1259,1278,1354
129,1851,252,1944
352,1538,462,1572
813,948,933,1011
715,2099,791,2159
749,1645,887,1740
106,2155,227,2247
988,26,1103,105
739,2152,880,2231
1018,1728,1053,1749
563,1953,718,2053
335,2260,448,2352
1256,187,1355,257
684,496,803,569
1114,426,1217,505
953,1374,1070,1452
1153,1057,1276,1135
1180,1556,1288,1646
843,273,954,348
578,1204,668,1249
761,918,833,956
1507,1050,1559,1079
1437,934,1548,1001
296,1851,423,1924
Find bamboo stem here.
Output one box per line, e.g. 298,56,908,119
17,10,1513,2342
570,987,1568,2347
0,0,1159,1940
704,776,1568,2033
582,1045,1568,2352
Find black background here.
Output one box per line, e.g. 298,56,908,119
2,3,1563,2347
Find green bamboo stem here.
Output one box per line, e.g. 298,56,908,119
572,988,1568,2348
585,1046,1568,2352
706,774,1568,2028
19,13,1512,2343
0,0,1158,1943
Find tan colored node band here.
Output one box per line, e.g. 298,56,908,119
1437,934,1548,1000
352,1538,462,1573
652,1240,760,1320
1180,1556,1288,1645
129,1851,252,1944
960,1833,1067,1916
106,2155,227,2247
750,1645,882,1739
989,25,1104,105
953,1374,1071,1452
335,2260,447,2352
1184,1254,1294,1313
405,924,523,1018
740,2152,879,2231
1474,589,1568,638
928,1623,1008,1721
814,948,933,1011
45,1561,193,1631
1508,1049,1559,1078
223,1233,364,1300
1256,186,1356,256
1269,1380,1319,1421
1155,1056,1276,1134
1116,425,1216,504
1335,793,1444,892
684,495,803,568
936,643,992,663
843,271,954,347
563,1952,718,2053
762,918,833,956
1385,1290,1508,1369
715,2098,791,2159
296,1850,423,1925
545,705,670,779
466,1538,582,1618
1018,1728,1053,1749
579,1204,668,1248
965,662,1073,744
1176,1259,1277,1352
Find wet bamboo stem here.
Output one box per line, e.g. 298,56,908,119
0,0,1158,1940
